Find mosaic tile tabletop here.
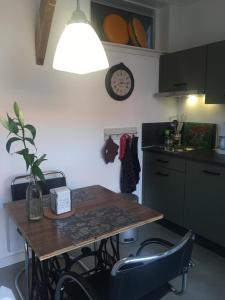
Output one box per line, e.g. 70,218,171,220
54,205,136,244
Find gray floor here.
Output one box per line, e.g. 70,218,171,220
1,223,225,300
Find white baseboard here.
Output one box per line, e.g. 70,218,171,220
0,251,24,268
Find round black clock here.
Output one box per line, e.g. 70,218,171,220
105,63,134,101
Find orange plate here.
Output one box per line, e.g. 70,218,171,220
132,18,147,48
103,14,129,44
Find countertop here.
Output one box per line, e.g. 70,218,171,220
142,146,225,167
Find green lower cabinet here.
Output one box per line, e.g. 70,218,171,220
143,153,185,226
143,151,225,248
184,161,225,247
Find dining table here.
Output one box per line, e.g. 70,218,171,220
4,185,163,300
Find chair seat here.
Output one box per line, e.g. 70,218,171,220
140,283,171,300
64,270,171,300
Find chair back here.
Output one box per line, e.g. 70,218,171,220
11,171,66,201
109,230,194,300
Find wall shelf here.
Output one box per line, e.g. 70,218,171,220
103,41,165,58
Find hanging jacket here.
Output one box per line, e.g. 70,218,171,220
120,136,136,193
131,136,141,184
102,136,119,164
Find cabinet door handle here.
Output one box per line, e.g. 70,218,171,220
155,171,169,177
174,82,187,87
203,170,221,176
156,159,169,164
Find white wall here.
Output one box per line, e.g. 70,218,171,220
169,0,225,51
0,0,176,266
169,0,225,134
155,5,170,51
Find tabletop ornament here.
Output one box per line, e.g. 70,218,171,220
50,186,71,215
0,102,47,220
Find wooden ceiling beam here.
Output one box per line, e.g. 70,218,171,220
35,0,57,65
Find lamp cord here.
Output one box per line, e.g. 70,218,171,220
77,0,80,10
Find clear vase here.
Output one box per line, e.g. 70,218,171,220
26,176,43,221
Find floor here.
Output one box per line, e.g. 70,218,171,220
1,222,225,300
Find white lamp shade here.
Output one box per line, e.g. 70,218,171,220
53,23,109,74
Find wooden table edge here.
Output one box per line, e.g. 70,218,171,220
37,213,163,261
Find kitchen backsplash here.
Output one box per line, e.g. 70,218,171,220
177,97,225,138
142,122,216,149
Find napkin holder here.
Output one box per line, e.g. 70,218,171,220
50,186,71,215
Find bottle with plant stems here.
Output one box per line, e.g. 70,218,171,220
0,102,47,220
26,175,43,220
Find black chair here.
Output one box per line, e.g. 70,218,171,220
11,170,66,201
11,170,67,300
55,230,195,300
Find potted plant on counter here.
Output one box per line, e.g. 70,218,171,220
0,102,47,220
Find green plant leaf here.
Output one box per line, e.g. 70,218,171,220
23,153,30,170
34,154,47,167
15,148,30,169
26,154,35,166
32,165,45,181
23,153,36,171
25,138,36,149
13,102,24,125
0,117,10,130
6,137,21,153
16,148,29,155
24,124,36,140
7,114,19,134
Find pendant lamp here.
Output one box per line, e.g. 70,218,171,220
53,0,109,74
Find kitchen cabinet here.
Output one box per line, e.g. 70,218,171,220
205,40,225,104
142,152,185,226
143,148,225,248
184,161,225,247
159,46,207,93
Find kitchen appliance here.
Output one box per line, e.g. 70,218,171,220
219,136,225,150
155,89,205,98
119,228,137,243
214,123,225,154
119,193,138,244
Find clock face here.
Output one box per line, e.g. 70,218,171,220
111,69,132,97
105,63,134,101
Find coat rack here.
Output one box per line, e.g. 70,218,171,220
104,127,138,141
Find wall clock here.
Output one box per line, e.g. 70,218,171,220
105,63,134,101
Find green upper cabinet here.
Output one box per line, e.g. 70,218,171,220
205,40,225,104
159,46,207,93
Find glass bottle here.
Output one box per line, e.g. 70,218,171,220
26,175,43,221
164,129,173,149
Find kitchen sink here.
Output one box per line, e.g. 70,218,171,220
174,146,196,152
143,145,196,153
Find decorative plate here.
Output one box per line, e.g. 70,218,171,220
103,14,129,44
129,18,147,48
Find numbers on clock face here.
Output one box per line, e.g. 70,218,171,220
111,70,132,96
